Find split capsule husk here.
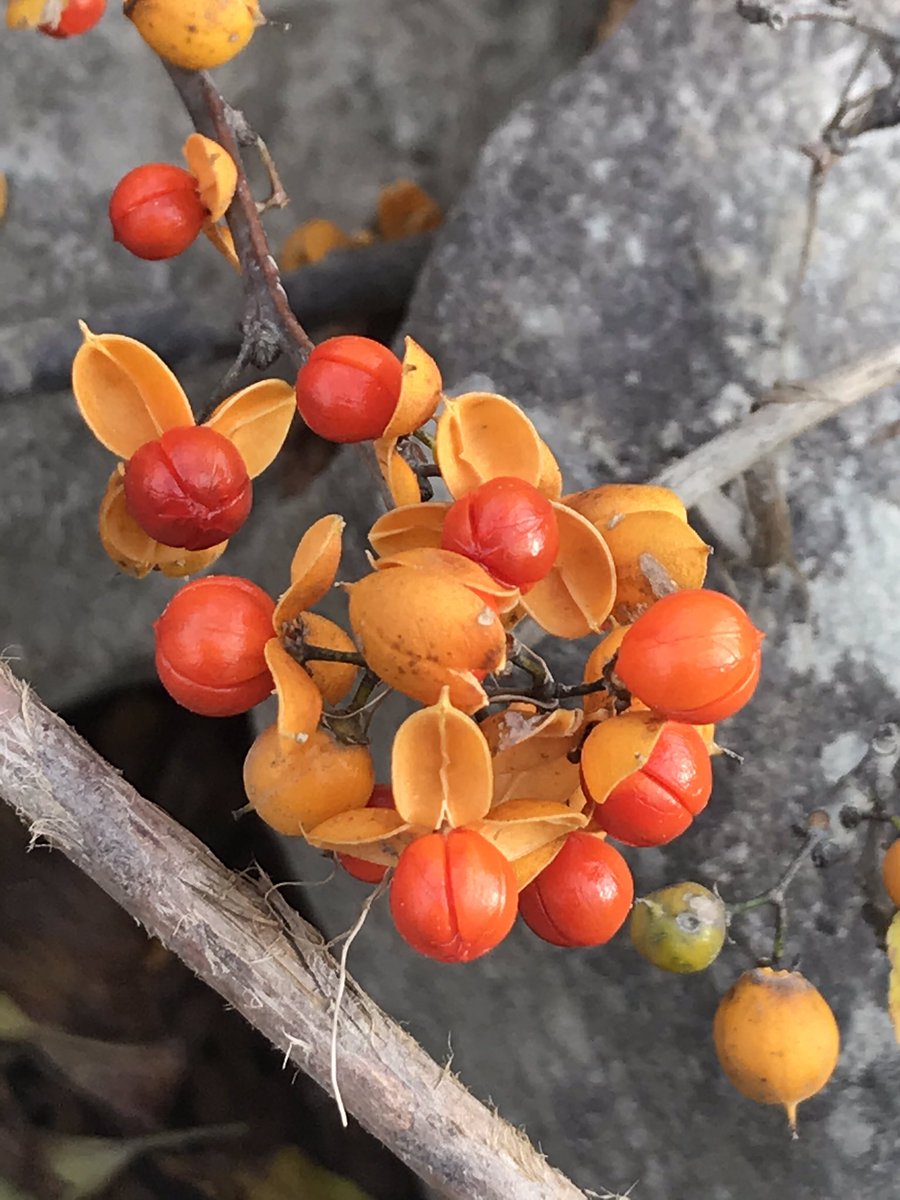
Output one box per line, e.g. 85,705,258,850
273,514,345,630
481,704,584,807
368,501,449,558
519,503,616,639
392,688,493,829
579,710,668,806
182,134,238,223
306,807,419,867
602,510,710,622
565,483,687,529
435,392,544,498
468,799,588,876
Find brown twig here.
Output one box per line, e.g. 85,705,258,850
653,339,900,505
0,235,434,402
162,65,314,373
735,0,893,41
0,662,586,1200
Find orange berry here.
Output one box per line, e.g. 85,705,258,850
125,0,262,71
109,164,206,261
615,589,763,723
154,576,273,717
713,967,840,1132
519,832,633,947
243,724,374,836
883,839,900,907
390,829,518,962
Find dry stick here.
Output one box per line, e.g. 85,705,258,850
0,663,586,1200
653,338,900,506
163,65,314,374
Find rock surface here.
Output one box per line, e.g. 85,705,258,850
290,5,900,1199
4,2,900,1197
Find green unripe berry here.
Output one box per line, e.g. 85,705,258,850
629,881,726,973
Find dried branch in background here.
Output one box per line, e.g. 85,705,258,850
655,339,900,504
0,662,587,1200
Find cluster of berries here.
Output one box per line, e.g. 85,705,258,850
72,324,765,968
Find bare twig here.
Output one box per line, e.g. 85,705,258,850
0,235,433,402
735,0,892,41
0,662,586,1200
653,339,900,505
162,65,314,373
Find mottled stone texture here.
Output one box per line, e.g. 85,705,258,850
294,5,900,1199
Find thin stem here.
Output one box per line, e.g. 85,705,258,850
726,816,831,960
162,64,314,373
505,636,555,701
282,637,367,669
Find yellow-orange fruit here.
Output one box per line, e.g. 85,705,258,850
713,967,840,1132
125,0,262,71
243,723,373,836
565,483,687,528
883,839,900,907
290,613,358,703
581,625,647,717
602,511,710,622
346,566,506,713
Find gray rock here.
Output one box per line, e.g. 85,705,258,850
289,5,900,1198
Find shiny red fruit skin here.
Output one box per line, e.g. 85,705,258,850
154,576,274,717
338,854,388,884
519,832,633,948
294,336,402,443
39,0,106,37
615,589,763,724
337,785,395,883
124,426,252,551
390,829,518,963
441,476,560,590
587,723,712,847
109,164,206,261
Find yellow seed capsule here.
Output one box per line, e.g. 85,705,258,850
713,967,840,1133
346,566,506,713
391,688,493,829
125,0,263,71
243,723,373,836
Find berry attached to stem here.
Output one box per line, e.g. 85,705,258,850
295,336,402,443
109,164,207,261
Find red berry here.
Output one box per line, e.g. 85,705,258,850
154,576,275,717
339,855,388,884
441,476,560,590
337,785,395,884
39,0,106,37
123,426,252,551
519,832,633,948
390,828,517,962
109,164,206,261
585,723,712,847
294,336,402,443
615,589,764,724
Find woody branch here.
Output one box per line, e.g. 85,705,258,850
0,661,586,1200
